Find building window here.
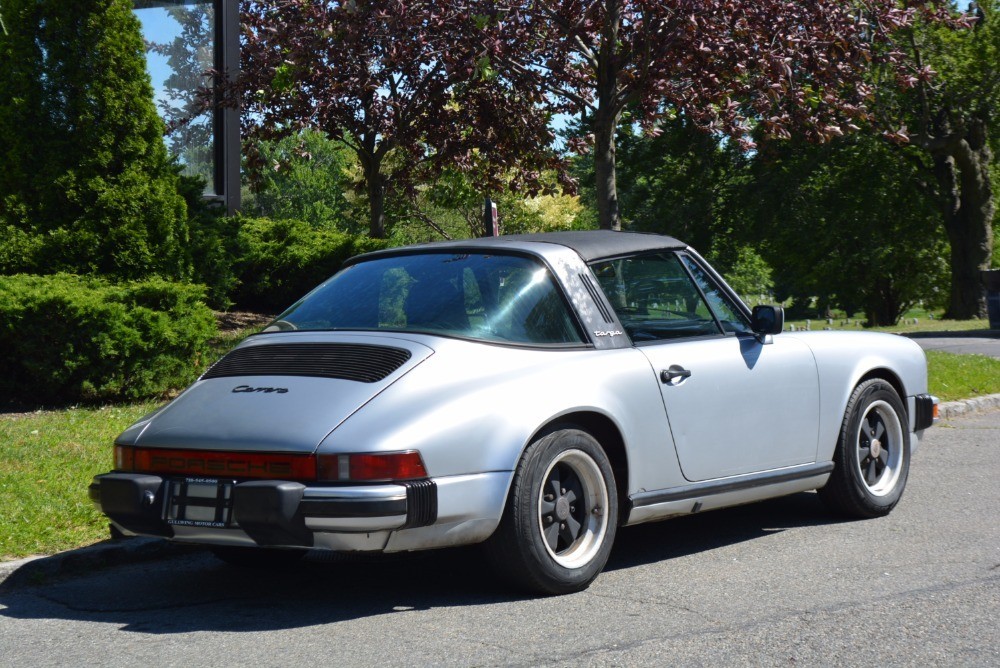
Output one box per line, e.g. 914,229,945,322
134,0,240,213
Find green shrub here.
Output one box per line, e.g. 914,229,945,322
0,0,190,282
180,174,242,310
231,217,388,313
0,274,217,405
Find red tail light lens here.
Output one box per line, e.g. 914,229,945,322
317,451,428,482
113,446,427,483
128,447,317,480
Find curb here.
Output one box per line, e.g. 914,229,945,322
937,393,1000,420
2,396,998,592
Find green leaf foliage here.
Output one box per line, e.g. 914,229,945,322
178,174,242,309
571,116,766,291
0,274,217,405
748,135,948,326
245,132,364,233
230,217,389,313
0,0,188,280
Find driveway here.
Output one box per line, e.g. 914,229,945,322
906,329,1000,358
1,409,998,666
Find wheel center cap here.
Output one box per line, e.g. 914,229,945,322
870,439,882,458
555,497,571,521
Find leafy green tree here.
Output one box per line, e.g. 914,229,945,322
238,1,560,239
879,0,999,318
396,167,584,245
487,1,949,231
748,135,948,326
0,0,188,280
178,173,241,309
570,115,754,270
244,131,363,233
600,117,738,253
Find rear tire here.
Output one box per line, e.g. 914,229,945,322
819,379,910,518
210,545,307,568
485,428,618,595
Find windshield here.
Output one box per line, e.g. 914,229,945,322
264,252,585,346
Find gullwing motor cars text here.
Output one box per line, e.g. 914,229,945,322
90,231,938,594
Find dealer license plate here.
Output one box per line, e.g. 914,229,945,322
165,478,236,528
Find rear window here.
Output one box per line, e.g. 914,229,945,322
264,252,585,346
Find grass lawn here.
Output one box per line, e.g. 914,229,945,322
0,316,264,561
784,316,990,334
926,350,1000,402
0,403,159,560
1,327,998,561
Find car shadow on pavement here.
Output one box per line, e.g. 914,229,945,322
0,492,846,634
606,490,843,572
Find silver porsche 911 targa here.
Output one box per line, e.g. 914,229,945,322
90,231,938,594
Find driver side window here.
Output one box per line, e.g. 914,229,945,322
591,253,718,341
680,255,753,335
591,252,751,342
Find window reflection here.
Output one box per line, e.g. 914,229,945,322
134,1,215,193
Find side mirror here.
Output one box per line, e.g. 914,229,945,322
751,305,784,336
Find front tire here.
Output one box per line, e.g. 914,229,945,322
485,428,618,595
819,379,910,518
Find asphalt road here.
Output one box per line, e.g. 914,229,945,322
1,409,997,667
907,330,1000,359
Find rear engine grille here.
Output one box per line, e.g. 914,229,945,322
202,343,412,383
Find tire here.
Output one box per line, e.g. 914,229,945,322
819,379,910,518
210,545,307,568
485,428,618,595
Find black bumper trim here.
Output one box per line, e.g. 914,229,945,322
402,479,437,529
299,497,407,518
91,473,173,538
914,394,936,431
232,481,312,547
91,474,439,545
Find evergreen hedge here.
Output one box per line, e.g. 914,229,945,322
231,217,388,313
0,0,189,281
0,274,217,405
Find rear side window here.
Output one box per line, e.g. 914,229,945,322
264,253,585,346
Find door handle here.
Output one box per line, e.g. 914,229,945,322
660,366,692,383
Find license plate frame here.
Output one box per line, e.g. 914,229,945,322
165,478,236,528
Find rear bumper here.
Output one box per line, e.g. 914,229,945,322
89,473,437,548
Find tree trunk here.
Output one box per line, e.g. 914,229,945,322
366,168,387,239
929,118,994,320
358,97,387,239
593,115,620,231
357,140,387,239
865,277,905,327
594,0,622,232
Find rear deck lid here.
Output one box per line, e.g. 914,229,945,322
128,334,433,453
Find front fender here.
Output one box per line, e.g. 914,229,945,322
784,331,929,460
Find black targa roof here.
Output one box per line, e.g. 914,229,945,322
353,230,688,264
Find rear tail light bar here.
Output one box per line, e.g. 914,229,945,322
114,446,428,483
114,446,317,479
316,451,428,482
